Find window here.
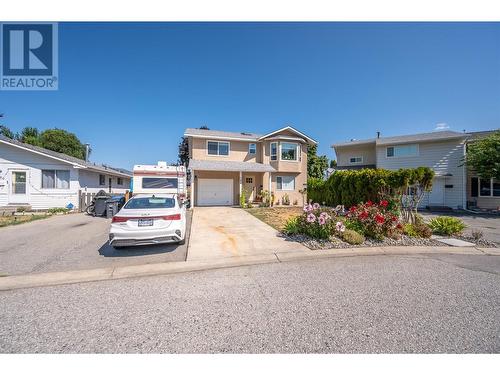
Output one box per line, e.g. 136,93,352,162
245,177,253,183
349,156,363,164
12,171,27,194
142,177,178,189
281,142,298,161
478,178,500,197
471,177,478,197
386,144,418,158
207,141,229,156
270,142,277,161
117,177,123,186
248,143,256,154
99,174,106,185
276,176,295,191
124,197,175,209
42,170,70,189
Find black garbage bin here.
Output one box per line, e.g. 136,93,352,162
94,196,109,217
105,196,124,218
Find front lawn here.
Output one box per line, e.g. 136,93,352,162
245,207,303,231
0,214,50,228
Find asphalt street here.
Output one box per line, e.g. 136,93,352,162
1,253,499,353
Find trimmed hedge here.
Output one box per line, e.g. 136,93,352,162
307,167,434,208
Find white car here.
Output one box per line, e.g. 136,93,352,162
109,194,187,248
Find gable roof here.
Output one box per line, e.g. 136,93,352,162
0,135,132,177
332,130,468,148
258,126,317,145
184,125,317,145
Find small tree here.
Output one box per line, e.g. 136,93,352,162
329,159,337,168
0,114,16,139
307,144,328,179
18,127,42,146
463,131,500,180
178,136,189,166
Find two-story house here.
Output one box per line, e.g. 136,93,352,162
184,126,316,206
333,129,500,211
332,131,469,210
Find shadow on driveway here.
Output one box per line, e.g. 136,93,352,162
98,242,181,258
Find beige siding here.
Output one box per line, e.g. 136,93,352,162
190,138,261,163
466,172,500,210
376,139,467,209
335,144,377,167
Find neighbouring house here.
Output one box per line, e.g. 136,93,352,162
0,135,132,210
184,126,316,206
332,130,499,211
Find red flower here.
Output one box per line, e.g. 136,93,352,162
396,223,403,229
349,205,357,212
380,200,388,207
391,216,397,222
375,214,385,224
358,211,369,220
366,200,373,207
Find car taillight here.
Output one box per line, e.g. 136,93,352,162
162,214,181,221
112,216,128,223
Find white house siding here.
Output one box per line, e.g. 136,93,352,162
335,144,377,168
375,139,467,209
0,142,80,209
78,170,130,194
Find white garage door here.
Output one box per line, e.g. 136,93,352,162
198,179,233,206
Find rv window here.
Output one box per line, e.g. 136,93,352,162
141,177,178,189
124,197,175,209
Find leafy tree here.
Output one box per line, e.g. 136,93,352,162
307,144,329,179
329,159,337,168
18,127,42,146
39,128,86,160
464,131,500,180
0,114,16,139
178,126,210,166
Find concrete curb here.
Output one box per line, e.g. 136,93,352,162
0,246,497,291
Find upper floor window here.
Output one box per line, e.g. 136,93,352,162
281,142,298,161
270,142,277,161
386,144,418,158
207,141,229,156
248,143,256,154
42,170,70,189
349,156,363,164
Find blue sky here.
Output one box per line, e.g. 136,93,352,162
1,22,499,169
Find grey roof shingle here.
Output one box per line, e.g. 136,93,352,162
184,128,262,140
0,135,132,177
332,130,468,148
188,159,276,172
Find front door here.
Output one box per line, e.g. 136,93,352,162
428,178,445,206
8,170,29,204
244,175,255,202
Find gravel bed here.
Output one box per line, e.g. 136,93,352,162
454,235,498,248
283,234,447,250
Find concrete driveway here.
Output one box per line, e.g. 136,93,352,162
0,212,191,276
187,207,309,261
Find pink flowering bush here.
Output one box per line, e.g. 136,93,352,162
284,202,337,239
346,200,402,240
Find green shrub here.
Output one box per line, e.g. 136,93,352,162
342,229,365,245
428,216,466,235
344,218,365,235
403,223,419,237
16,206,28,213
283,216,300,235
403,222,432,238
307,167,434,208
47,207,69,214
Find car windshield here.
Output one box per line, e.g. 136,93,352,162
124,197,176,209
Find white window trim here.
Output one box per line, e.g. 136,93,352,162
276,175,295,191
248,143,256,155
280,142,299,163
386,144,419,158
349,156,363,164
270,142,278,161
99,174,106,186
41,169,71,190
478,177,500,198
206,140,230,157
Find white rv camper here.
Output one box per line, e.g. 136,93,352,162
132,162,187,200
